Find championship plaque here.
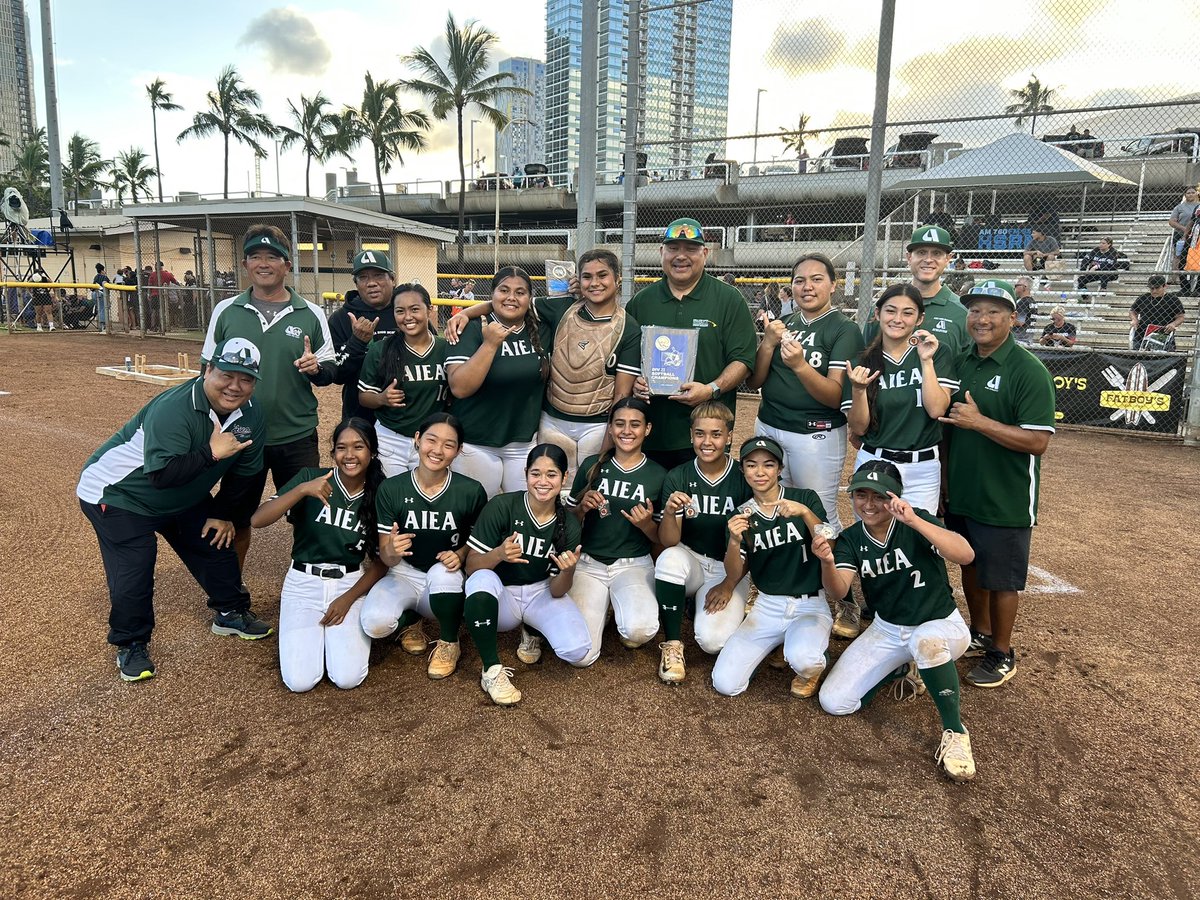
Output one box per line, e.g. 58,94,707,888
641,326,699,396
545,259,576,298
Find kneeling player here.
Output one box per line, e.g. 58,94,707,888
816,460,978,782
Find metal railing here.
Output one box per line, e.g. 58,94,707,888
595,160,734,185
739,149,932,176
733,222,866,243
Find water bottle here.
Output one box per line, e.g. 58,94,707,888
125,356,132,371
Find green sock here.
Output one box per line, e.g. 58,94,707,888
464,592,500,669
523,624,545,640
655,579,686,642
919,661,965,733
861,664,907,707
396,608,420,631
429,592,463,643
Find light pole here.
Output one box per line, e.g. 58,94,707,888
752,88,767,166
470,119,482,188
274,139,282,195
495,117,532,272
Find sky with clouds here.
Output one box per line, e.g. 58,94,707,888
25,0,1200,200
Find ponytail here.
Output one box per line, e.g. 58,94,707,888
494,265,547,380
584,396,652,496
381,283,434,388
331,418,384,559
526,442,570,555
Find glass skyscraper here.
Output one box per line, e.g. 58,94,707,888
0,0,37,172
545,0,731,181
496,57,546,178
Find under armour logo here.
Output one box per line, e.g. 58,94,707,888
859,546,868,553
688,482,697,489
515,520,526,527
404,497,415,504
938,688,955,696
473,619,493,627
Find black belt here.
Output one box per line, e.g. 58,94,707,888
292,561,348,579
863,445,938,464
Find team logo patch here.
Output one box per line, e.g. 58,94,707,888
986,374,1002,392
285,325,303,339
934,320,948,332
231,425,253,440
578,340,591,350
692,318,715,328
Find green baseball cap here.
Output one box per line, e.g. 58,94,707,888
739,435,785,465
847,465,902,498
662,218,706,245
962,278,1017,310
242,232,291,261
906,225,954,252
352,249,393,276
210,337,261,379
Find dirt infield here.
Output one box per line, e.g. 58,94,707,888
1,333,1197,900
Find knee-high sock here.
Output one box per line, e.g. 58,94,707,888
919,660,965,733
397,608,421,630
655,579,685,642
861,663,907,707
429,592,463,643
464,592,500,669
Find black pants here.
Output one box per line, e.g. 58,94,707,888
230,430,320,528
80,499,249,647
1077,272,1117,290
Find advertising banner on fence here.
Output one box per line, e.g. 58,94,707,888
1032,348,1186,435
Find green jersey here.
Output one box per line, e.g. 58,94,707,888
568,453,667,563
77,378,265,517
467,491,582,586
358,335,450,435
201,289,335,446
660,457,752,560
537,295,643,424
626,274,757,451
446,315,545,447
835,510,956,626
737,487,826,596
863,285,970,357
946,335,1055,527
375,469,488,572
277,467,368,569
757,307,865,433
861,344,959,451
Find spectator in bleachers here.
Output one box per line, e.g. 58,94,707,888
952,276,976,298
1039,307,1077,347
1169,186,1198,265
1027,203,1061,242
1012,277,1037,343
924,199,957,243
779,285,795,316
1076,237,1130,295
1023,228,1060,272
1130,275,1185,350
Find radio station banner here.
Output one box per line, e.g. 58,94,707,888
1032,348,1186,435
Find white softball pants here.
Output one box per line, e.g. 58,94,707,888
819,608,970,715
278,567,372,693
754,419,847,534
538,412,607,486
570,553,659,664
654,543,749,654
451,439,537,498
375,422,417,478
712,590,832,697
853,445,941,516
360,561,463,639
464,570,592,666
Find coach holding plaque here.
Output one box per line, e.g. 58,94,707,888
938,279,1055,690
629,218,757,470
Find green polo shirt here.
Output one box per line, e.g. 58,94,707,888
77,377,265,516
626,274,757,452
863,284,970,357
946,335,1055,527
201,288,335,447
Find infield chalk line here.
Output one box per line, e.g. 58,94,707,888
1025,565,1083,595
0,391,9,396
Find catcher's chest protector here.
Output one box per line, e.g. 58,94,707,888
547,302,626,418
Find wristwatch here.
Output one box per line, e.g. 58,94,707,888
709,382,721,399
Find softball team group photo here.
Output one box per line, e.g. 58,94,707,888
76,219,1058,786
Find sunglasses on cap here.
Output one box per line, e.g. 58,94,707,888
664,222,702,241
216,345,260,372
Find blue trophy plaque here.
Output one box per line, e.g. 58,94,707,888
641,326,699,396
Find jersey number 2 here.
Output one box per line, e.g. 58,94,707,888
910,570,926,589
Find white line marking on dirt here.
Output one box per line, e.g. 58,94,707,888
1025,565,1083,595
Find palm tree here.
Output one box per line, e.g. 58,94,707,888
343,73,430,214
277,93,348,198
176,65,277,199
146,78,182,202
780,113,819,158
402,13,528,262
1006,75,1056,136
62,132,108,210
109,148,157,204
6,127,49,216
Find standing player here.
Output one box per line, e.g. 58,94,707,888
939,280,1056,688
711,437,832,699
77,338,272,682
654,402,752,684
250,419,387,692
567,397,666,664
329,250,398,422
816,460,978,782
202,224,336,570
357,283,449,476
748,253,864,528
463,444,590,705
361,413,488,679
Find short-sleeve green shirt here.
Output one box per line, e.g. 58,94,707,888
660,457,752,560
568,453,667,563
835,510,956,625
946,335,1056,527
626,274,757,451
737,486,826,596
446,315,546,447
276,467,368,569
375,469,488,571
467,491,582,586
358,335,450,436
861,344,959,451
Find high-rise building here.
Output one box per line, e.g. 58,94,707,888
545,0,731,181
0,0,37,171
496,57,546,179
